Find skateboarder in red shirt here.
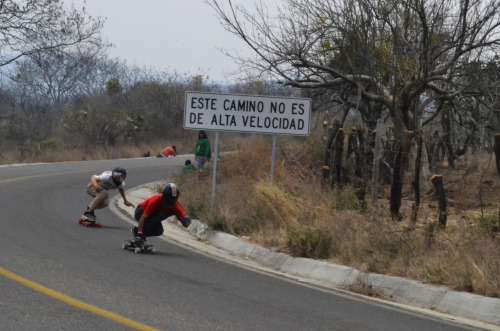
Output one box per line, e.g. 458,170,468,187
132,183,191,245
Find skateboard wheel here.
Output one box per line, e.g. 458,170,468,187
78,218,83,224
122,242,129,249
151,248,156,253
134,247,141,254
84,221,90,227
97,223,103,228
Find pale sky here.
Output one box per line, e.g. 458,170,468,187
69,0,275,83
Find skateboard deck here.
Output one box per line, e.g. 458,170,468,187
78,215,103,228
122,240,155,254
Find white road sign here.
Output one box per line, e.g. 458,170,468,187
184,91,311,136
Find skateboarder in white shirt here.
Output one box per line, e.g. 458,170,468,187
82,167,134,220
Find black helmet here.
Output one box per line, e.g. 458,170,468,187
112,167,127,185
162,183,179,208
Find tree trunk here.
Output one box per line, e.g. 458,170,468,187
332,128,344,188
428,130,439,170
428,130,451,171
390,142,403,220
346,128,356,162
494,134,500,178
323,127,334,186
401,130,415,171
431,174,447,228
371,118,384,202
349,127,362,178
348,127,366,204
411,134,423,224
390,131,414,220
494,134,500,229
323,123,339,187
441,107,456,168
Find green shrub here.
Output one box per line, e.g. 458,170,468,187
474,213,499,234
39,137,63,151
183,198,210,220
231,217,260,236
331,186,364,211
208,215,229,232
207,215,260,236
288,228,332,259
300,130,324,161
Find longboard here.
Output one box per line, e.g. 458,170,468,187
78,215,103,228
122,240,155,254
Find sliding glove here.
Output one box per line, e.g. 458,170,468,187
181,216,191,228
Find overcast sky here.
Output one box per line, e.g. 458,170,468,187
69,0,277,83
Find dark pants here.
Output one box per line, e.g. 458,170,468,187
134,206,165,237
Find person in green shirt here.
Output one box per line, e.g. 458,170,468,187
182,159,197,174
195,130,210,169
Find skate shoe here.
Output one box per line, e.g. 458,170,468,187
83,211,96,220
133,236,145,246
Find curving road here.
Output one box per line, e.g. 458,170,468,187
0,158,478,330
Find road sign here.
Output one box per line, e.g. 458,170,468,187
184,91,311,136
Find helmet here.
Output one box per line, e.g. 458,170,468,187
162,183,179,208
112,167,127,185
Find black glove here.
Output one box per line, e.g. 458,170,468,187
95,186,103,193
181,216,191,228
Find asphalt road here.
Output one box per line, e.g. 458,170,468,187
0,157,480,330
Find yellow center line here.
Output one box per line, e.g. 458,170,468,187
0,163,169,184
0,266,160,331
0,172,79,184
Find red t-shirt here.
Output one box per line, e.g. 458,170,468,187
138,194,186,220
160,146,176,156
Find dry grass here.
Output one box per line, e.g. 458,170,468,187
176,134,500,298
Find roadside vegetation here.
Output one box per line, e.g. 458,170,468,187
174,133,500,298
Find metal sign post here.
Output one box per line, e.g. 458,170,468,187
211,132,219,210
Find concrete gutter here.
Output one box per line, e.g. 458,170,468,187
111,184,500,330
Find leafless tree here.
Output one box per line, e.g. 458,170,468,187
11,44,112,106
0,0,105,68
208,0,500,217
